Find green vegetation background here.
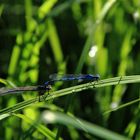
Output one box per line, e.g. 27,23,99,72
0,0,140,139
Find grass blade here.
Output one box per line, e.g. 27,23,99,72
42,110,131,140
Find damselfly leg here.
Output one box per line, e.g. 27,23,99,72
37,85,52,102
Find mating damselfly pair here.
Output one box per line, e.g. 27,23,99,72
0,74,100,98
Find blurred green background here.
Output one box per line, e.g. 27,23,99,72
0,0,140,139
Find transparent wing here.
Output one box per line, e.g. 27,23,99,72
49,74,85,81
49,74,99,81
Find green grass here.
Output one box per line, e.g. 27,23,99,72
41,110,130,140
0,75,139,139
0,0,140,139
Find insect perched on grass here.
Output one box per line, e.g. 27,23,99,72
0,74,100,101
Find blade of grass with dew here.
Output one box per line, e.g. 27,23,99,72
42,110,131,140
0,75,140,117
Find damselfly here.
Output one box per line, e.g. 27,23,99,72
0,74,100,97
45,74,100,85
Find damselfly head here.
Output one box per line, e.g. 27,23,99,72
38,84,52,91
